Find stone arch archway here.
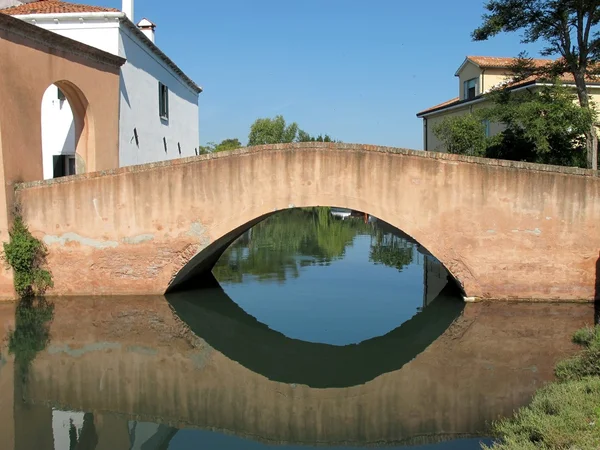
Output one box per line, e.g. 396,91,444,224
15,143,600,301
41,80,95,179
167,207,471,296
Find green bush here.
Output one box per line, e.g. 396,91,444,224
572,326,600,348
3,213,53,298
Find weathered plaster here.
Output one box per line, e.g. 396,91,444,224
44,233,119,249
11,143,600,301
0,14,123,299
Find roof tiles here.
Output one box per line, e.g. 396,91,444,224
0,0,119,15
466,55,554,69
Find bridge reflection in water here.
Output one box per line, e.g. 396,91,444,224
0,292,593,449
166,282,464,388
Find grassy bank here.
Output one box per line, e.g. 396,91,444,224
483,326,600,449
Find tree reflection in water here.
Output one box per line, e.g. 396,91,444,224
213,207,417,283
9,297,54,381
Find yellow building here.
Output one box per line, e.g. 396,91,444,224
417,56,600,152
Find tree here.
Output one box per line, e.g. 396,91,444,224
432,82,594,166
472,0,600,169
432,114,490,156
297,130,336,143
248,115,339,146
483,82,593,166
248,115,299,146
198,138,242,154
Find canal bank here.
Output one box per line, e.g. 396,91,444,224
483,324,600,449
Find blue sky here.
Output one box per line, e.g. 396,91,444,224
94,0,545,149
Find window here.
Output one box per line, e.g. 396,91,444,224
159,82,169,120
57,88,66,101
53,155,76,178
482,119,491,137
464,78,478,100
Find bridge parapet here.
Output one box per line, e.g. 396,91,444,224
10,143,600,300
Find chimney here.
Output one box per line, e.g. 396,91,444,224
137,18,156,44
122,0,133,21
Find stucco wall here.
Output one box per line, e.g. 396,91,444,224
19,17,200,168
118,25,199,166
0,14,123,298
14,144,600,301
23,18,121,55
481,67,511,93
457,61,482,100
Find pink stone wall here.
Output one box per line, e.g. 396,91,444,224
13,143,600,301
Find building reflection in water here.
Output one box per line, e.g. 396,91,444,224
0,292,593,449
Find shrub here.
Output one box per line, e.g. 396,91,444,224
3,212,53,298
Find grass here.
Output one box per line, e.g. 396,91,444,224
483,325,600,450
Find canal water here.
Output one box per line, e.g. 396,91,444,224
0,208,594,449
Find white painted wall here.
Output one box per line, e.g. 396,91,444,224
41,85,76,180
17,15,200,172
118,25,199,165
24,19,121,55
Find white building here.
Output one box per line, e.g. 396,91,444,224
1,0,202,179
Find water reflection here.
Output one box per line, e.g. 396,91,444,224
0,296,593,449
212,208,416,284
9,298,54,381
0,208,595,449
211,208,450,345
166,283,464,388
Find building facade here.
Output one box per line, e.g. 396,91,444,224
417,56,600,153
1,0,202,179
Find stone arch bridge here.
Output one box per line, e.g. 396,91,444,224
13,143,600,301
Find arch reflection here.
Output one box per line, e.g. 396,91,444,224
166,281,464,388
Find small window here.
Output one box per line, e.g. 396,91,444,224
53,155,76,178
57,88,66,101
464,78,478,100
159,82,169,120
482,119,491,137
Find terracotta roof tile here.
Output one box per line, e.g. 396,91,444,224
0,0,119,15
417,97,461,116
467,55,554,69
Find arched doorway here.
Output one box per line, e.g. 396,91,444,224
40,81,93,180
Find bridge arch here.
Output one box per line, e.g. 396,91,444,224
15,143,600,300
167,206,467,294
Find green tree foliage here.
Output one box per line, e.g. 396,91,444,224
432,115,489,156
212,209,415,284
484,82,594,166
369,232,414,272
248,115,339,146
433,82,595,167
297,129,336,143
248,115,300,146
199,138,243,154
472,0,600,168
3,212,53,298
